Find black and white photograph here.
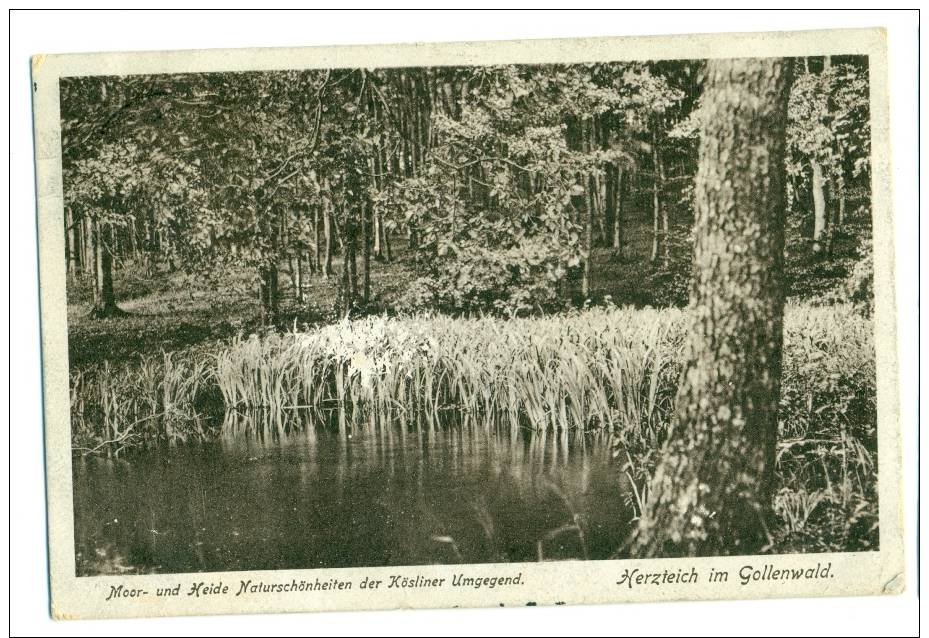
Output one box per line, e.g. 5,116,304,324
23,19,910,625
62,54,880,575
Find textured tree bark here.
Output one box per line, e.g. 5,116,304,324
632,57,791,558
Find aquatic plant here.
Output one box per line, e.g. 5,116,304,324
213,306,686,438
70,351,218,455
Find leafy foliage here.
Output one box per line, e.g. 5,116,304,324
61,57,872,320
787,60,871,210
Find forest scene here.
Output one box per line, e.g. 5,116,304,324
61,55,877,576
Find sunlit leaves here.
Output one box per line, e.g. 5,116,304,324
787,61,871,187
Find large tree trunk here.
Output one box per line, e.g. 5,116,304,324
632,57,791,558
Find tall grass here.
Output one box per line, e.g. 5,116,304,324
213,306,685,439
773,302,878,551
72,303,874,448
70,352,219,455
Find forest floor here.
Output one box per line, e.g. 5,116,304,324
67,212,866,370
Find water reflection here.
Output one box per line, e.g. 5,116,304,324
73,413,630,576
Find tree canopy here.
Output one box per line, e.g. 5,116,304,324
60,56,871,321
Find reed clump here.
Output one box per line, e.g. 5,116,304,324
213,306,687,438
70,351,220,455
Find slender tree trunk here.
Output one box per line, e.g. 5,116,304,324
312,207,321,274
287,256,297,299
660,157,669,268
383,223,393,262
605,165,616,248
65,207,73,275
146,215,157,275
612,167,624,256
259,264,280,326
340,241,353,315
811,160,827,253
161,229,175,272
132,217,141,263
295,253,304,303
89,220,122,318
813,56,833,255
581,119,595,298
582,189,593,299
349,236,358,301
362,202,371,304
341,215,358,311
650,127,662,263
632,57,791,558
373,209,383,259
70,210,83,276
82,216,94,276
323,206,334,277
837,179,846,227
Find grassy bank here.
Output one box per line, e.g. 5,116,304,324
71,303,874,443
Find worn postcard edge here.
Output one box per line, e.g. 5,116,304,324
31,27,904,620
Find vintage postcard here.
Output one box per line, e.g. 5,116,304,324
32,27,903,620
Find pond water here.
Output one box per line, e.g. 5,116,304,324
73,421,632,576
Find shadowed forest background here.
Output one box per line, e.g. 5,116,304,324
62,57,877,575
